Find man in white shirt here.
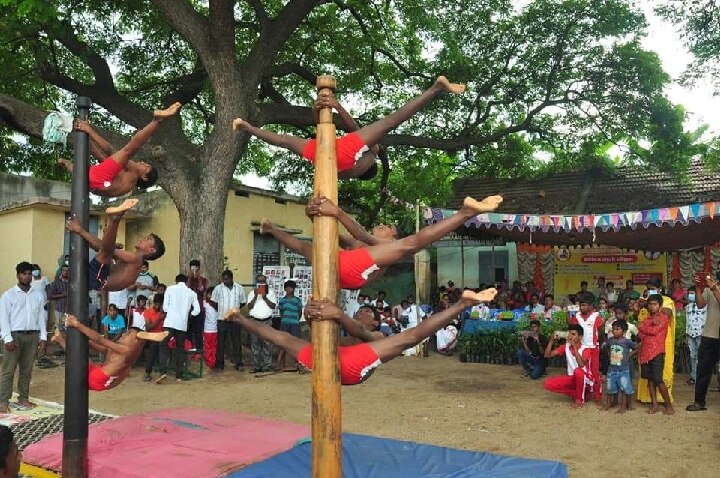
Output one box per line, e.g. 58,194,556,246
210,270,246,372
246,274,277,373
108,288,130,322
0,262,47,412
157,274,200,383
129,260,156,307
344,293,363,319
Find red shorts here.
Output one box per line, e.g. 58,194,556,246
338,248,379,290
88,362,117,392
297,342,382,385
89,157,123,190
301,132,368,171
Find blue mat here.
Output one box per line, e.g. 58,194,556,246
228,433,568,478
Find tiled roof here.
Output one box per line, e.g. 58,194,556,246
449,158,720,214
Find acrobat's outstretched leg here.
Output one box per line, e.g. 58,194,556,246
369,289,496,361
354,76,464,147
232,118,310,156
226,310,308,359
367,195,502,267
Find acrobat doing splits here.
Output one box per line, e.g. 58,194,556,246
59,102,182,197
232,76,464,180
52,315,167,391
261,194,502,290
66,199,166,292
224,289,496,385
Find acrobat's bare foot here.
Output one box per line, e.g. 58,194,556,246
232,118,250,131
136,331,169,342
223,307,240,320
106,198,139,216
66,214,83,234
462,195,503,215
462,288,497,304
65,315,80,329
154,102,182,119
57,158,73,173
570,401,583,409
51,329,62,344
436,76,465,94
260,218,273,234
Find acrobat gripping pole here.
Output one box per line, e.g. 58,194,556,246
63,96,91,478
311,76,342,478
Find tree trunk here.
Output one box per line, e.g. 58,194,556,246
163,130,245,283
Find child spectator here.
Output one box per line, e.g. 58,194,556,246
101,304,126,340
130,295,148,331
638,294,673,415
601,320,637,413
277,280,303,370
684,285,707,385
203,287,219,370
142,294,165,382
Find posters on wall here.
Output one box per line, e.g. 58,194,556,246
553,246,666,300
263,265,313,320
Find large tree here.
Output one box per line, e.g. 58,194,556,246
0,0,696,279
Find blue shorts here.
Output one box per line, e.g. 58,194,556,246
607,369,633,395
88,257,110,291
280,322,301,338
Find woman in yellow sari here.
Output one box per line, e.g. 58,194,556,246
636,280,676,404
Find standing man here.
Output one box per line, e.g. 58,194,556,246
210,270,246,372
618,279,635,305
246,274,277,373
157,274,200,383
686,272,720,412
186,259,207,350
129,260,156,308
0,262,47,412
48,264,70,333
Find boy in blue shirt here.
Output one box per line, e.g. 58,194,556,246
101,304,126,340
277,280,303,370
601,319,637,413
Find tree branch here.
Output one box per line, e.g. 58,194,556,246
151,0,215,74
264,62,318,85
246,0,269,28
244,0,326,85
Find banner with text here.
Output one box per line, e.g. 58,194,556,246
553,246,666,301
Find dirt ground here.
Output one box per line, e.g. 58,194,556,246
25,353,720,478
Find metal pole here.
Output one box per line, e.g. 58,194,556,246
311,75,342,478
63,96,91,478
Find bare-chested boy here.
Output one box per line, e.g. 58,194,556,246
261,194,502,290
52,315,168,391
232,77,464,180
66,199,166,292
224,289,496,385
58,102,182,197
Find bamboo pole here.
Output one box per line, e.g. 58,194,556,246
311,75,342,478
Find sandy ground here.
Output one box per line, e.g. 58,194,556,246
23,353,720,478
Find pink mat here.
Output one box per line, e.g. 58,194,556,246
23,407,310,478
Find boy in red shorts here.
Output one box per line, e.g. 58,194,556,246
232,76,464,180
260,194,502,290
52,315,168,391
224,288,496,385
58,102,181,197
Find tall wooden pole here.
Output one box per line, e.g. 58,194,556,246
63,96,91,477
311,75,342,478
